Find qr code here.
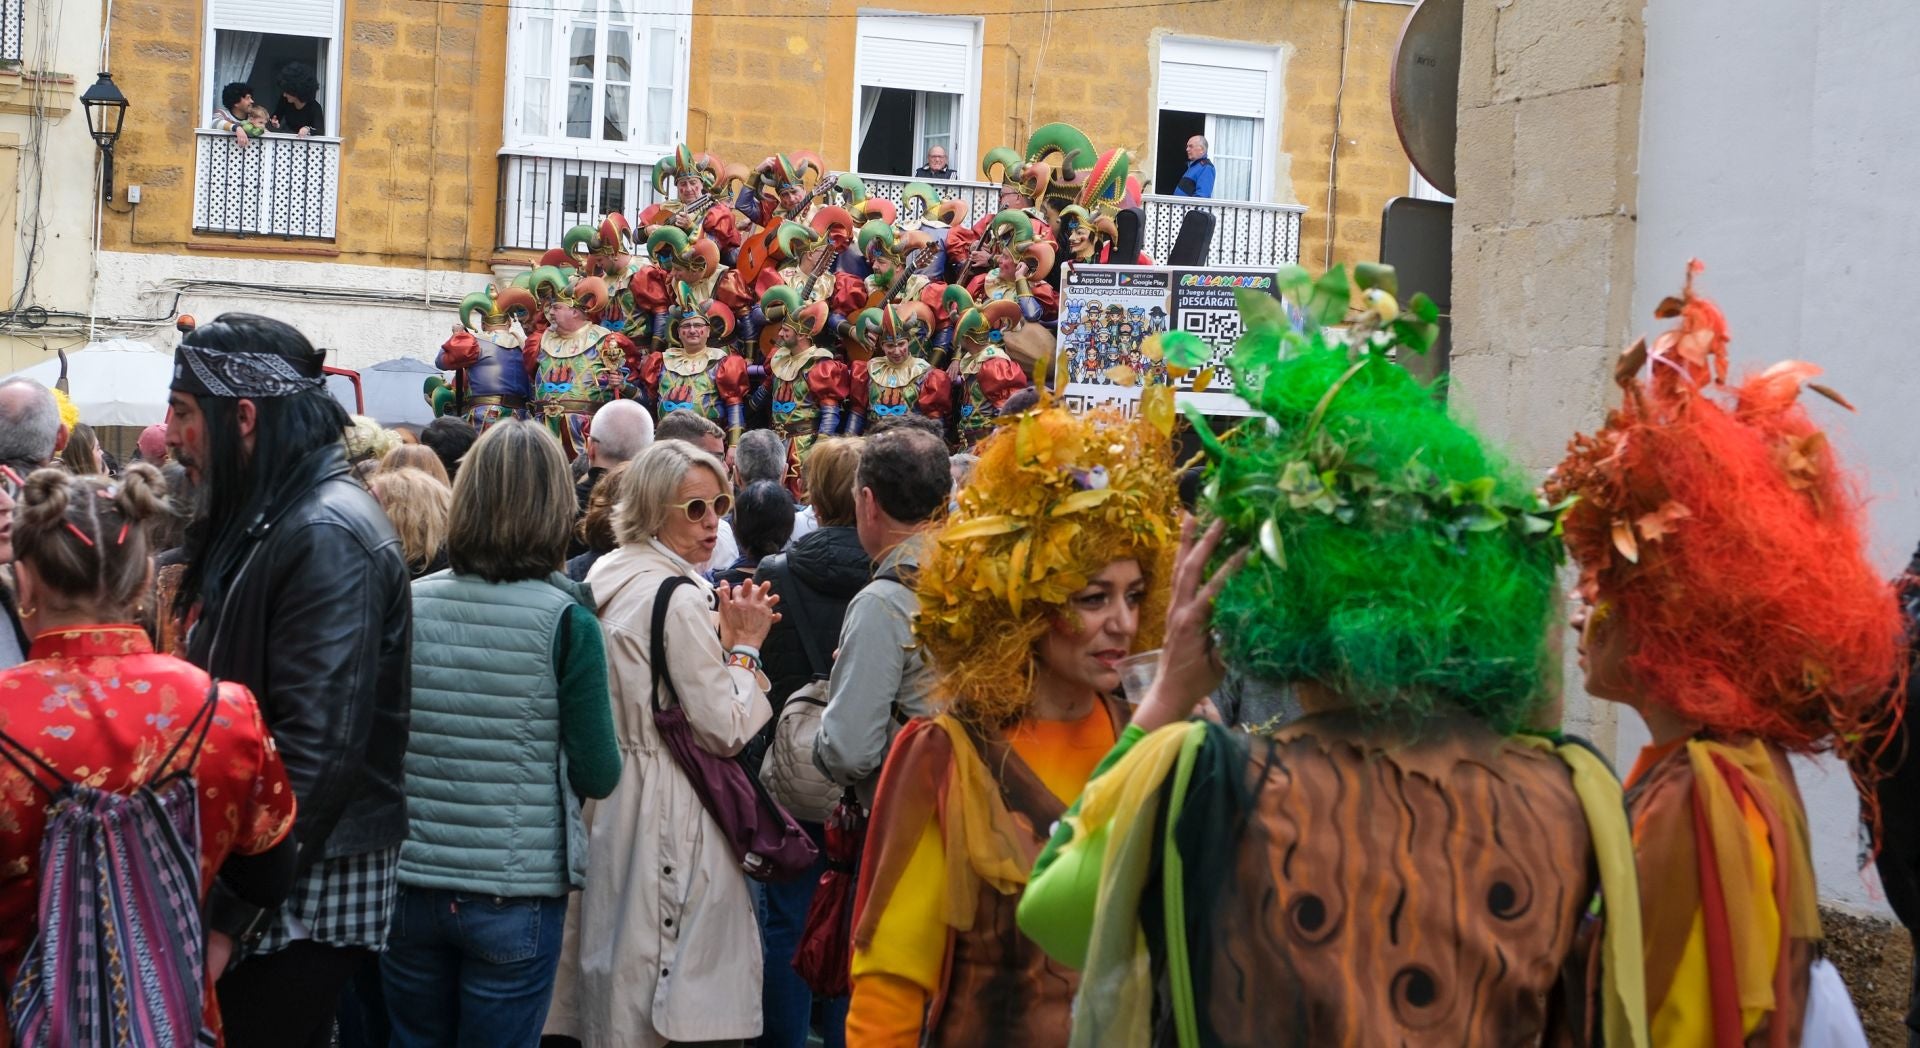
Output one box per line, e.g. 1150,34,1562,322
1183,309,1243,350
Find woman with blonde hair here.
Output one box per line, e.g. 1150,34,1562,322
378,443,451,486
546,438,783,1046
367,467,452,580
380,419,619,1044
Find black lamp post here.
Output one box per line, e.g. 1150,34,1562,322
80,72,129,203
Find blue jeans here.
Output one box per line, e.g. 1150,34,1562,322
381,887,568,1048
756,822,847,1048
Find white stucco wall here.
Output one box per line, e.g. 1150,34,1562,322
93,250,494,371
0,0,111,374
1626,0,1920,914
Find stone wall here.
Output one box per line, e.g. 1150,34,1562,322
688,0,1414,270
1448,0,1645,750
102,0,506,271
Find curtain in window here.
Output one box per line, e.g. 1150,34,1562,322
1212,115,1257,201
523,16,553,136
858,86,882,154
645,25,675,145
213,31,263,105
919,91,954,163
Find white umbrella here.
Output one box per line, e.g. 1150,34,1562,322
8,339,175,427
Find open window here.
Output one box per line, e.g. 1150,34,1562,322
1154,38,1282,201
852,14,978,179
201,0,341,134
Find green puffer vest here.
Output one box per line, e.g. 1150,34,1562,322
399,570,594,896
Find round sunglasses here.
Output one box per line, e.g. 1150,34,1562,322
668,492,732,522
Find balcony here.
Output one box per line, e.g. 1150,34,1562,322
1141,194,1304,268
491,161,1305,269
497,151,660,252
0,0,18,63
193,130,341,240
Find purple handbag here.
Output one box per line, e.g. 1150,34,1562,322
649,575,818,882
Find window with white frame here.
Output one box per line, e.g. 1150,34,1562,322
506,0,689,156
200,0,342,135
851,15,980,179
1154,38,1282,202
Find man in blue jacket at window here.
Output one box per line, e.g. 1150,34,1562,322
1173,135,1215,198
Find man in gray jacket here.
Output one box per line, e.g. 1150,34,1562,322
814,419,950,803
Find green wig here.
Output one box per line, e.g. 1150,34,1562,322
1195,264,1568,733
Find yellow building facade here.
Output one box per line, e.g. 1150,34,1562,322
95,0,1419,368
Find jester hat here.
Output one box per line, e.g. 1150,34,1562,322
756,151,824,195
645,225,722,280
915,401,1179,726
979,210,1056,280
1546,261,1901,754
1192,263,1564,733
758,285,829,354
944,285,1020,351
666,281,734,345
529,266,609,317
651,144,724,195
562,213,634,266
458,283,538,331
982,122,1096,204
856,219,936,273
854,302,935,353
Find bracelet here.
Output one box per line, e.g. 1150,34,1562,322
728,643,762,662
726,649,761,673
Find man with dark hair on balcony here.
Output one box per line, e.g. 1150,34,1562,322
272,62,324,138
212,82,265,146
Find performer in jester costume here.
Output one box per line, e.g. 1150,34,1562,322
845,303,951,434
965,210,1059,326
847,397,1179,1045
946,123,1079,273
639,286,751,445
429,282,539,431
855,219,952,364
638,143,745,257
632,225,782,355
1017,268,1651,1048
562,213,644,333
755,284,850,464
524,265,642,460
1549,261,1900,1047
941,286,1029,451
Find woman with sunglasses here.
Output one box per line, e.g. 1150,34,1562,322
546,439,781,1048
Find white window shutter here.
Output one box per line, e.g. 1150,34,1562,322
208,0,336,39
1157,39,1274,118
855,16,971,95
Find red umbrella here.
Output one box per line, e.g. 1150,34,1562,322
793,795,866,997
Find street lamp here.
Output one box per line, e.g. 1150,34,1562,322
80,72,129,203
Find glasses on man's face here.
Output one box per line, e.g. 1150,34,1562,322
669,492,733,523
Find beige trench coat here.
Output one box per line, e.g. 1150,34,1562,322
544,539,773,1046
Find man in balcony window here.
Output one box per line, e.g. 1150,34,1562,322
914,146,953,180
1173,135,1215,198
271,62,325,138
212,83,266,146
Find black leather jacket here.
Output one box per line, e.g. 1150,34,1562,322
186,443,412,867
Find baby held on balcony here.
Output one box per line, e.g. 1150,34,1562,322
212,82,269,146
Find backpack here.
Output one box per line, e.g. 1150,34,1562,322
0,681,222,1047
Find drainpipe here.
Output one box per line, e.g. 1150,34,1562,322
1324,0,1353,271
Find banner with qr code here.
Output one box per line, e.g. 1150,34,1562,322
1054,263,1277,416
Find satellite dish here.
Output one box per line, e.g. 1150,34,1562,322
1390,0,1463,197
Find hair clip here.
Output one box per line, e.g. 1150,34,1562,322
116,522,129,546
64,521,96,548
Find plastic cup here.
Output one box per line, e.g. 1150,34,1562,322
1118,649,1162,706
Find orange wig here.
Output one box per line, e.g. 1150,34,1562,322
1549,261,1901,754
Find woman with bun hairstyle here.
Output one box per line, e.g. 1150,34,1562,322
1550,262,1903,1045
0,464,299,1041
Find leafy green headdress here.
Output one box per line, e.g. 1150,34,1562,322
1193,264,1568,733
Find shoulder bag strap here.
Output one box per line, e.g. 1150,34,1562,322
649,574,698,714
0,723,64,798
155,680,224,786
765,555,832,680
